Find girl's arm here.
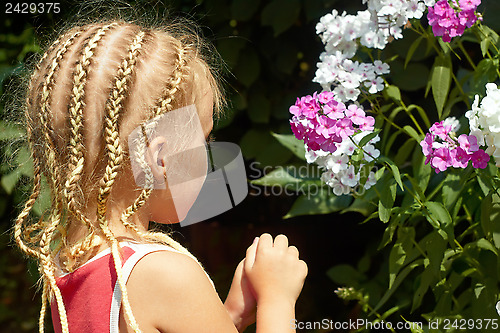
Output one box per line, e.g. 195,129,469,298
244,234,308,333
124,250,240,333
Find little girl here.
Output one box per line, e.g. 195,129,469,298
15,19,307,333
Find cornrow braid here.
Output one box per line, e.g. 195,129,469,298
96,29,147,333
63,22,117,224
97,29,146,222
153,41,187,117
121,41,202,264
40,29,82,194
39,208,69,333
121,38,188,225
13,29,78,260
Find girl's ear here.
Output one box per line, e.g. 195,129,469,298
144,136,168,183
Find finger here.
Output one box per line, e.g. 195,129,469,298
299,260,308,277
273,234,289,250
256,233,273,252
288,245,299,257
244,237,259,271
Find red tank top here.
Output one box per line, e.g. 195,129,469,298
51,242,180,333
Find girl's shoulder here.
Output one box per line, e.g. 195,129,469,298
121,243,233,332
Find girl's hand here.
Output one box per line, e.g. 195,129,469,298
224,259,257,332
244,234,307,307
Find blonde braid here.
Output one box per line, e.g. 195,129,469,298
100,222,143,332
39,29,82,193
121,40,187,224
12,29,72,260
64,23,117,222
13,151,42,258
97,29,146,221
120,42,201,263
96,30,147,333
153,42,186,116
39,208,69,333
38,280,48,333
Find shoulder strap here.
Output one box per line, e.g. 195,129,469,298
109,243,180,333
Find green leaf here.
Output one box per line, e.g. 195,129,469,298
431,54,452,119
1,169,22,194
250,167,301,186
233,47,260,87
371,259,425,315
442,172,462,211
389,227,415,288
230,0,261,21
403,125,422,142
284,192,352,219
247,93,270,123
379,179,397,223
358,128,381,148
477,238,498,255
469,58,499,98
379,156,404,191
239,129,271,159
327,264,365,286
261,0,300,36
394,139,415,167
408,104,431,129
479,25,500,57
385,85,401,102
271,132,306,160
424,201,454,243
405,35,424,68
0,120,25,141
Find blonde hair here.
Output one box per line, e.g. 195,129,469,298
15,19,223,333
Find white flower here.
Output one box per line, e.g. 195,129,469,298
363,144,380,162
365,76,385,94
332,178,351,195
324,154,349,173
364,171,377,190
373,60,390,75
442,116,461,133
340,165,360,187
305,146,329,163
467,83,500,165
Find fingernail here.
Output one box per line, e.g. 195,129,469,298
253,237,259,244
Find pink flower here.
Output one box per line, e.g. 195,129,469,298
470,150,490,169
430,121,451,140
451,147,470,168
459,0,481,11
427,0,481,42
420,133,434,156
432,147,452,173
317,91,335,104
345,105,366,125
324,100,346,119
335,118,355,139
360,116,375,131
458,134,479,153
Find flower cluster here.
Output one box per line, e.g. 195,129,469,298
314,0,429,101
466,83,500,166
315,52,390,102
420,118,489,173
290,91,379,195
427,0,482,42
